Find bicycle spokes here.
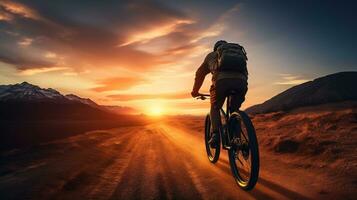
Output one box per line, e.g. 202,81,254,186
228,111,259,190
234,147,252,181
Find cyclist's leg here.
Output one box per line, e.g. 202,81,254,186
229,79,248,112
226,78,247,140
209,81,226,147
210,82,226,133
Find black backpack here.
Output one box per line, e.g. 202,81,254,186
215,43,248,74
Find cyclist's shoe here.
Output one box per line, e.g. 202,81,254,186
208,132,219,148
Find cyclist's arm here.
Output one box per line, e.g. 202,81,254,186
192,56,210,94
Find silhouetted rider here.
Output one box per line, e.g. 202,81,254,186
191,40,248,147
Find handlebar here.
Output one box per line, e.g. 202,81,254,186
195,94,210,100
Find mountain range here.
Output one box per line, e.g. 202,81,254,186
245,71,357,114
0,82,134,120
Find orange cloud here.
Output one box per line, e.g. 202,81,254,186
0,9,13,21
119,19,194,46
0,0,215,75
107,92,190,101
17,66,69,76
0,0,40,20
92,77,147,92
171,101,209,109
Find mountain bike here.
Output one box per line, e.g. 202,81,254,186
196,92,259,190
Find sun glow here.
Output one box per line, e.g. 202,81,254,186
148,105,164,116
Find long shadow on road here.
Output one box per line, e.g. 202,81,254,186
160,123,312,200
216,159,310,200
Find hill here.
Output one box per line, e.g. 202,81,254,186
245,72,357,114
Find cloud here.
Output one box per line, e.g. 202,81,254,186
274,74,309,85
92,77,147,92
0,0,40,20
0,9,13,21
0,1,238,109
17,37,33,46
171,100,209,110
190,4,240,43
119,19,194,46
62,72,77,76
17,66,68,76
44,52,57,58
107,92,190,101
0,51,56,70
124,4,243,66
0,0,226,75
0,1,177,70
0,0,256,115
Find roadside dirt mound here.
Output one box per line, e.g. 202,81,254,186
274,139,300,153
166,102,357,199
252,101,357,174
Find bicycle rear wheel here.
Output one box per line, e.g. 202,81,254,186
228,111,259,190
205,114,220,163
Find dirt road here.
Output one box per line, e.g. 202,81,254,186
0,120,332,199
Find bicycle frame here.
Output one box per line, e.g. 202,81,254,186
196,93,239,150
197,93,260,190
220,95,235,150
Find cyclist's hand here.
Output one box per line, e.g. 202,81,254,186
191,90,199,98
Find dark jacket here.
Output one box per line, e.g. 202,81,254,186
192,51,247,93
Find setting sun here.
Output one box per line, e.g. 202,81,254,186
148,105,164,116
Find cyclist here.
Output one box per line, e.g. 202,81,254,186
191,40,248,148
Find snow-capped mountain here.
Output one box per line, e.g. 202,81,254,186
0,82,137,120
0,82,68,102
65,94,100,108
0,82,99,107
0,82,111,120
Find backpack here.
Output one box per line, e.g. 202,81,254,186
215,43,248,74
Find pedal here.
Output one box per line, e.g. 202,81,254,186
223,145,231,150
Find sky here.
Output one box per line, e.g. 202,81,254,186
0,0,356,115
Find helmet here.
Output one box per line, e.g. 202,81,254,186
214,40,227,51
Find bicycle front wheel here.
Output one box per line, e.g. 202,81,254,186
205,114,220,163
228,111,259,190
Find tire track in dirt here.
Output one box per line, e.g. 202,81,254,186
1,122,315,200
158,123,304,200
157,124,252,200
109,128,157,199
50,127,141,200
86,128,144,199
